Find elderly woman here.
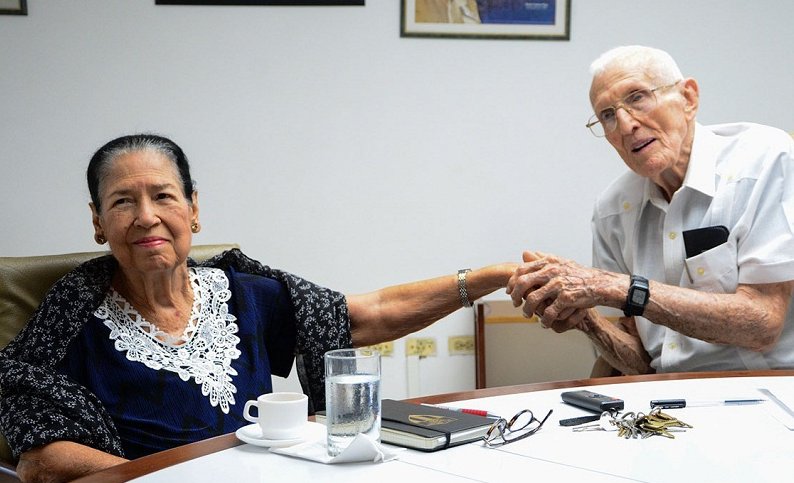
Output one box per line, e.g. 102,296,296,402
0,134,517,482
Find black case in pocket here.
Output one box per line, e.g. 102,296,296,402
683,225,729,258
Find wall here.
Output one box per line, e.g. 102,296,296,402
1,0,792,400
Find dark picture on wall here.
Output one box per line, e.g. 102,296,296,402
156,1,364,5
0,0,26,15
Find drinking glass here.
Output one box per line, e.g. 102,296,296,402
324,348,381,456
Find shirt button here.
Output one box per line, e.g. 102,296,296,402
623,201,631,211
697,267,705,276
668,232,677,240
668,343,678,350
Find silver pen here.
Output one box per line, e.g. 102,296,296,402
650,398,765,409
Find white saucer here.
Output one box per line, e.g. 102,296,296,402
235,421,326,448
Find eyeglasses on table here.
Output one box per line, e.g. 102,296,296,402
482,408,553,448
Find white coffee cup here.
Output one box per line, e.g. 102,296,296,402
243,392,308,440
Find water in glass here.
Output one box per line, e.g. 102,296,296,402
325,373,381,456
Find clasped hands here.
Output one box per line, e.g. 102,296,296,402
506,251,613,333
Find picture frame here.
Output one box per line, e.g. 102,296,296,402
0,0,26,15
155,1,364,5
401,0,570,41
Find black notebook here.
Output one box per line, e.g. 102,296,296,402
315,399,495,451
315,399,494,452
379,399,493,451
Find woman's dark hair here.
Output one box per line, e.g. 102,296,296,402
87,134,195,213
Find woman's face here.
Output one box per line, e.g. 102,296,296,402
91,149,198,277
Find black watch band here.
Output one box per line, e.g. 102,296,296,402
623,275,650,317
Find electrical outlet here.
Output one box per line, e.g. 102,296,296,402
448,335,475,355
363,341,394,357
405,337,437,357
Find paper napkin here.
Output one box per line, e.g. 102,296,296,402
269,432,404,464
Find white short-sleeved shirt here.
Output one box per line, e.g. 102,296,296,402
592,122,794,372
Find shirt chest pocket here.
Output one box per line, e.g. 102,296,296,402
681,240,738,293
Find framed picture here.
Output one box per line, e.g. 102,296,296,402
0,0,26,15
401,0,570,40
155,1,364,5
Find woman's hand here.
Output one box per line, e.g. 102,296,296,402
16,441,127,483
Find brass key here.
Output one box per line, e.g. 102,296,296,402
648,409,693,429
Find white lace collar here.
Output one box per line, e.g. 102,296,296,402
94,266,241,414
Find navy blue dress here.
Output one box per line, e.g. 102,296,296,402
55,267,296,459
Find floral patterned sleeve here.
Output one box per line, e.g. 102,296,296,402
0,256,125,459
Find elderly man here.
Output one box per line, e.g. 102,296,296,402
508,45,794,375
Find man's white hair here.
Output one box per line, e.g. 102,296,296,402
589,45,683,84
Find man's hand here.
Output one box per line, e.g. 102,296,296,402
506,250,652,374
506,251,623,331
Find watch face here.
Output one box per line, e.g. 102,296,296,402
630,290,648,305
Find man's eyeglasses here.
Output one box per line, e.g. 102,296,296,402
585,81,681,137
482,408,553,447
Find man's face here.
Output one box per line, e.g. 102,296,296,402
589,65,698,189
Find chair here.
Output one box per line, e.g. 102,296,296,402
0,243,239,469
473,300,598,389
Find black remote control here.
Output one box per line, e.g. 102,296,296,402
561,390,624,412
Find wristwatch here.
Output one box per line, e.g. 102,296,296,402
623,275,650,317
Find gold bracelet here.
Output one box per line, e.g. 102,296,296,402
457,269,473,307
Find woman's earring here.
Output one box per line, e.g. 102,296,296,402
95,233,106,245
191,221,200,233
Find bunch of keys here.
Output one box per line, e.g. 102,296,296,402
632,408,693,438
569,408,692,439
